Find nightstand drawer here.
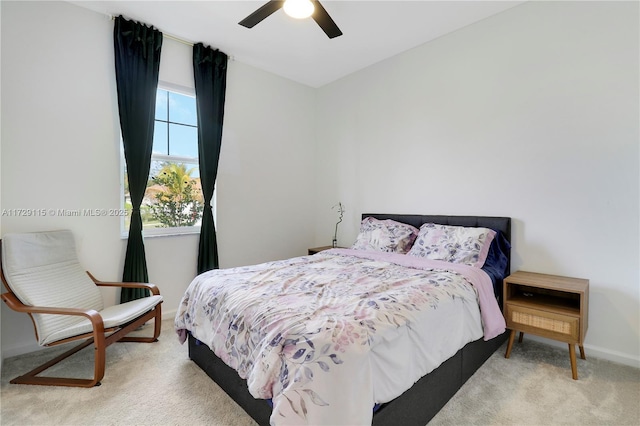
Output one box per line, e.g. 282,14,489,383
505,304,579,343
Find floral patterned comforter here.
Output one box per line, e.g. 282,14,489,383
175,249,505,425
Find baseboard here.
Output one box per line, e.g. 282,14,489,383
523,335,640,369
162,308,177,323
584,344,640,369
2,340,42,359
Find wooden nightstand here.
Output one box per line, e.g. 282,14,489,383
503,271,589,380
308,246,335,255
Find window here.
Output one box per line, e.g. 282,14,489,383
122,84,207,237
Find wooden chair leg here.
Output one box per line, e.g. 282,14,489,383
505,329,516,358
117,305,162,343
518,332,524,343
10,338,104,387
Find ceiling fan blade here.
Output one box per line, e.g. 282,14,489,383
239,0,285,28
311,0,342,39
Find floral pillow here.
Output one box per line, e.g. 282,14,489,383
351,217,419,254
407,223,496,267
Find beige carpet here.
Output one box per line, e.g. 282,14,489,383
1,320,638,426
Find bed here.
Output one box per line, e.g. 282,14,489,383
175,213,511,425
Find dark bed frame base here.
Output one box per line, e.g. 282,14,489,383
187,214,511,425
189,332,507,425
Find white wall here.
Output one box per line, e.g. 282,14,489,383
2,0,638,369
315,1,639,367
0,1,316,358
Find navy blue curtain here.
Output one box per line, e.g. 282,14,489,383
193,43,227,274
114,16,163,301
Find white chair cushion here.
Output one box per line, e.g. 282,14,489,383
42,295,163,345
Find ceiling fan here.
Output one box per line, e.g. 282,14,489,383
239,0,343,39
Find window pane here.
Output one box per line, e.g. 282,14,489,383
123,86,211,235
143,159,203,229
169,91,197,126
153,121,168,155
169,124,198,158
155,89,168,121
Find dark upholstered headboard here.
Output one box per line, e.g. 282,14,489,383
362,213,512,305
361,214,511,242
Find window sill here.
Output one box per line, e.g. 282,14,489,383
120,227,201,239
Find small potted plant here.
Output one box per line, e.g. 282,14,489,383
332,202,344,248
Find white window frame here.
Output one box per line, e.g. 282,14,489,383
120,81,214,239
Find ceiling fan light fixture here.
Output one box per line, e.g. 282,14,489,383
239,0,341,39
283,0,315,19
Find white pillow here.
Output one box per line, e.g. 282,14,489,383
407,223,496,267
351,217,419,254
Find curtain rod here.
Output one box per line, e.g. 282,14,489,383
164,33,194,47
109,14,233,59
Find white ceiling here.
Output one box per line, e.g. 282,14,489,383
70,1,525,88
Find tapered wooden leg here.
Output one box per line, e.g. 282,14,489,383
569,344,578,380
505,329,516,358
579,345,586,360
518,332,524,343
